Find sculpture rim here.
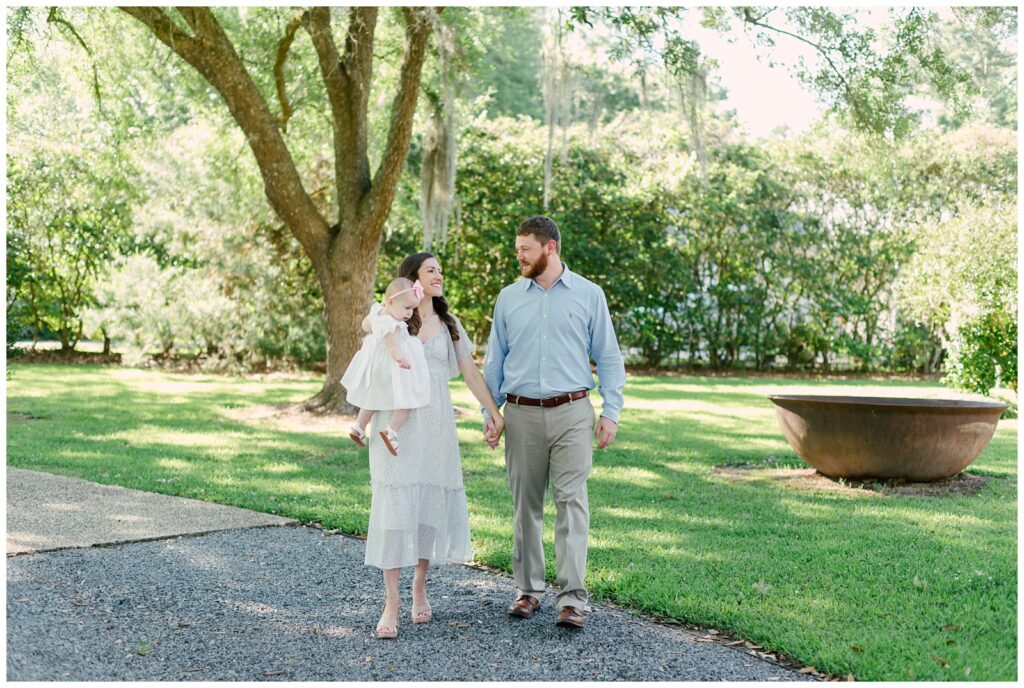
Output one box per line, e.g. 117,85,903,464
768,394,1008,412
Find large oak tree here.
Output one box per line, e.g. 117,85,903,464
121,6,434,413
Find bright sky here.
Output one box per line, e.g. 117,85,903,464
691,7,890,140
559,5,913,141
694,24,824,140
691,7,958,140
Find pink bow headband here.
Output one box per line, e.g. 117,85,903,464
393,280,425,301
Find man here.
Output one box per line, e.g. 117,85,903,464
482,215,626,629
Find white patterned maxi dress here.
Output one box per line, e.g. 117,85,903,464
364,315,474,569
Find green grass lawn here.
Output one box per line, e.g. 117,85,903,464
6,364,1016,681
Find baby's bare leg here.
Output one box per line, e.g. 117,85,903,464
356,408,374,429
390,408,410,431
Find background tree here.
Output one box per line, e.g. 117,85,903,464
6,152,134,351
896,125,1018,395
119,6,435,412
6,9,141,352
935,7,1017,129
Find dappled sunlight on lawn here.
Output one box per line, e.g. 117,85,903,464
455,426,489,446
101,428,253,449
134,378,243,395
595,505,665,521
156,458,193,471
774,497,850,519
260,462,305,475
206,474,335,495
626,396,775,416
218,403,351,434
972,420,1017,477
52,448,119,462
591,465,663,488
848,503,998,531
596,505,733,530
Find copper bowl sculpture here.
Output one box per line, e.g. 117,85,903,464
768,395,1008,482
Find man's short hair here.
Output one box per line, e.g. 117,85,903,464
516,215,560,253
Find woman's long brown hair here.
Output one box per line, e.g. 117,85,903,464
398,252,460,343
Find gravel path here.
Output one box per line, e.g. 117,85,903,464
8,526,810,681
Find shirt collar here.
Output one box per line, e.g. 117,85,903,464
522,262,574,291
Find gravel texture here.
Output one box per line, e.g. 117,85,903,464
7,526,811,681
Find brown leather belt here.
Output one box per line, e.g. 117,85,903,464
506,390,588,408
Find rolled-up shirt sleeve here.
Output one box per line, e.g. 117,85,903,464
590,286,626,424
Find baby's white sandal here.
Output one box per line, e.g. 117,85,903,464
348,425,367,447
379,426,399,456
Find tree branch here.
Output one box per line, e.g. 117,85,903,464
120,6,331,263
740,9,854,99
303,7,346,119
174,6,201,34
303,7,378,228
120,7,199,62
46,8,104,113
364,7,433,234
275,10,305,131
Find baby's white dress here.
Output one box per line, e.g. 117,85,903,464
340,303,430,410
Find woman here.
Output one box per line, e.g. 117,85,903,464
364,252,504,639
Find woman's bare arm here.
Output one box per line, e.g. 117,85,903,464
460,356,503,427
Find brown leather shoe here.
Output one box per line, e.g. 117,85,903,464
507,595,540,619
555,605,584,629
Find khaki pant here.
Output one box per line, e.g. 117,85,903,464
504,396,594,609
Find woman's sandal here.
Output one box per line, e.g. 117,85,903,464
349,425,367,447
411,601,432,624
375,603,400,639
379,426,399,457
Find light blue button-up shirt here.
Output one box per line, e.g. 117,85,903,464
483,263,626,423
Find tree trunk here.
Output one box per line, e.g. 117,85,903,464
304,229,380,413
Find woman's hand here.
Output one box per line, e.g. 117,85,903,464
483,413,504,450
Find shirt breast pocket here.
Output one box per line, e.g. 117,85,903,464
566,311,590,347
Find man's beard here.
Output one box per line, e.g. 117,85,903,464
520,251,549,279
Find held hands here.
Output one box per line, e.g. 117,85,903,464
394,356,411,369
483,413,504,450
594,416,617,449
